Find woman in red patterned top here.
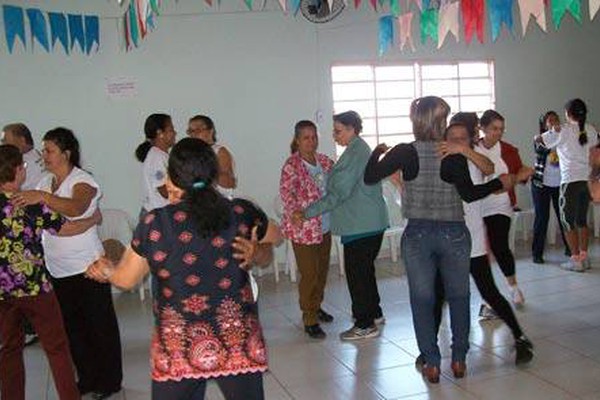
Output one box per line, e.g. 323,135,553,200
279,120,335,339
86,138,279,400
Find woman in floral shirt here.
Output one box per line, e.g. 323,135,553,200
0,144,99,400
87,138,279,400
279,120,334,339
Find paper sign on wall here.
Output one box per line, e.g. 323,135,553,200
106,77,137,98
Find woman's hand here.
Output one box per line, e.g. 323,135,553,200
232,227,258,270
291,210,305,227
516,166,534,183
11,190,45,208
436,141,467,158
498,173,517,191
91,208,103,226
85,257,115,283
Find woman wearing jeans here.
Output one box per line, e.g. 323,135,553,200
364,97,514,383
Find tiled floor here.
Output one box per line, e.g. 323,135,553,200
22,240,600,400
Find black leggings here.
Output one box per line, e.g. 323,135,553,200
152,372,264,400
434,256,523,340
483,214,516,278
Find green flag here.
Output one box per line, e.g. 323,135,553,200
421,8,438,44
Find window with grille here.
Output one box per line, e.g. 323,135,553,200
331,61,495,153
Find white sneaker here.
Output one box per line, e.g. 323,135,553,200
560,259,585,272
478,304,499,320
510,286,525,306
339,325,380,341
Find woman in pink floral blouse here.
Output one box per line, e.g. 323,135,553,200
279,120,335,339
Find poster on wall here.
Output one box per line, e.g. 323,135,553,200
105,77,138,99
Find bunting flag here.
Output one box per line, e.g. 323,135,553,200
127,2,140,48
327,0,336,14
370,0,379,9
438,1,460,47
390,0,401,15
398,12,415,51
150,0,161,13
68,14,85,52
3,5,26,53
378,15,394,55
518,0,546,35
591,0,600,19
552,0,582,27
84,15,99,54
461,0,484,43
355,0,362,7
48,12,69,54
137,0,151,37
488,0,514,41
26,8,50,52
412,0,423,10
290,0,301,14
278,0,288,12
245,0,254,9
420,8,439,44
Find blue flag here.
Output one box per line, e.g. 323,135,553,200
84,15,99,54
488,0,514,41
26,8,49,52
2,5,26,53
378,15,394,56
48,12,68,54
68,14,85,52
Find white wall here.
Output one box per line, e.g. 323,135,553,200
1,0,599,215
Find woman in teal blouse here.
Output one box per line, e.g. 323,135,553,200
294,111,388,341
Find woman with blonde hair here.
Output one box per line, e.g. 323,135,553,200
364,97,515,383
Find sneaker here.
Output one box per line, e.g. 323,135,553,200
532,256,545,264
374,316,386,326
510,287,525,307
339,325,379,341
560,259,585,272
478,304,499,320
304,324,326,339
24,334,39,347
515,336,534,365
317,309,334,323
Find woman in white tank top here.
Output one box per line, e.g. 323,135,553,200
187,115,237,199
12,128,123,398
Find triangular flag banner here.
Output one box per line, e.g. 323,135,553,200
552,0,582,27
84,15,99,54
591,0,600,19
461,0,484,43
68,14,85,52
136,0,148,38
398,12,415,51
3,5,26,53
355,0,362,8
369,0,378,10
26,8,49,52
518,0,546,35
488,0,514,41
378,15,394,56
245,0,254,9
379,0,386,7
128,2,140,47
278,0,288,12
150,0,161,13
48,12,69,54
412,0,423,10
420,8,439,44
291,0,301,14
390,0,401,15
328,0,335,15
438,1,459,48
124,12,131,50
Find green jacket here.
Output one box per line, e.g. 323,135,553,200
305,136,388,236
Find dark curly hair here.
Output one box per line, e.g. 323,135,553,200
43,127,81,168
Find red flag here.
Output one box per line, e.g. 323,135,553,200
370,0,378,9
355,0,362,8
461,0,485,43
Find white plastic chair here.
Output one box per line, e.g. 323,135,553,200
509,208,535,251
272,195,297,283
97,208,147,300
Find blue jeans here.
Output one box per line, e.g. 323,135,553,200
401,219,471,367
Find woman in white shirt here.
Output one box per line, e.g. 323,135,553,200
12,128,123,399
187,115,237,199
539,99,598,272
135,114,177,216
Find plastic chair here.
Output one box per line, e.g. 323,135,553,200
509,208,535,251
272,195,297,283
97,208,147,300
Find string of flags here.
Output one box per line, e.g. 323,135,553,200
2,5,99,54
379,0,599,54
